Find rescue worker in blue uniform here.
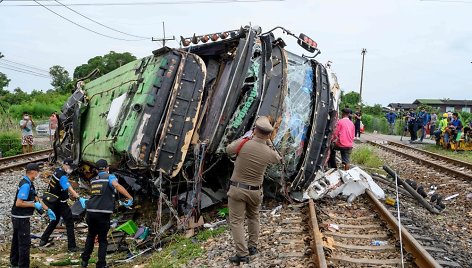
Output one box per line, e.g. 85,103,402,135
39,158,87,251
407,109,417,142
81,159,133,268
10,163,56,268
418,108,428,142
385,110,397,135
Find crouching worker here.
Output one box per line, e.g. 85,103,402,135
40,158,87,251
81,159,133,268
11,163,56,268
225,116,282,265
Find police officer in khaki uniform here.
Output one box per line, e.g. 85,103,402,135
226,116,281,265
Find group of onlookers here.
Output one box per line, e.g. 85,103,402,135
397,108,471,147
433,112,472,148
383,108,472,149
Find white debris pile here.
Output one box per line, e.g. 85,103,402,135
304,166,385,202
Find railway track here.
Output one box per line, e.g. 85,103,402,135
0,149,53,172
375,179,463,268
309,191,444,268
366,140,472,182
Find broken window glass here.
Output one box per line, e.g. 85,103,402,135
268,54,314,180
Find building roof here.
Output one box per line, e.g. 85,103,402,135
387,103,418,109
413,99,472,106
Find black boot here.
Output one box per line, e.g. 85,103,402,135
228,255,249,265
248,246,257,256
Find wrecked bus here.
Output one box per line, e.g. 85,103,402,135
53,26,340,220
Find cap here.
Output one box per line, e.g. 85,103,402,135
255,116,274,132
96,159,108,170
443,113,448,118
26,163,40,172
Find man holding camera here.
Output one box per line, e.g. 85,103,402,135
19,112,35,154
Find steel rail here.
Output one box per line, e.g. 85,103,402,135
387,140,472,169
367,140,472,181
308,199,327,268
365,190,441,268
0,149,52,171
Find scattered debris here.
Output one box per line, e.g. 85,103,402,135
370,240,388,246
116,220,138,235
304,166,385,203
203,219,226,229
383,165,440,214
270,205,283,216
385,196,396,207
444,193,459,201
326,223,339,232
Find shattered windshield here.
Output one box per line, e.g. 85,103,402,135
269,53,314,180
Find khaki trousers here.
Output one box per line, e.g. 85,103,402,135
227,185,263,256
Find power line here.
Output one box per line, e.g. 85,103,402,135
32,0,148,41
0,63,50,78
0,61,51,77
0,58,50,74
0,65,51,78
2,0,284,7
52,0,150,39
420,0,472,3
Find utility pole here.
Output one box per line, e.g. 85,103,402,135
359,48,367,108
152,21,175,47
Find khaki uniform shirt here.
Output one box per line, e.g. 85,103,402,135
226,136,282,186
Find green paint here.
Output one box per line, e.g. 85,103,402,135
231,86,258,128
230,59,261,129
80,55,165,164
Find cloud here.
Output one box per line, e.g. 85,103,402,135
1,0,471,105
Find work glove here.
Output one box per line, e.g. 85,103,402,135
79,197,88,209
120,198,133,208
47,209,56,221
34,201,42,211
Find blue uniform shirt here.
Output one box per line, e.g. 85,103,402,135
98,171,117,189
59,175,71,190
17,175,32,200
385,112,397,124
451,118,463,131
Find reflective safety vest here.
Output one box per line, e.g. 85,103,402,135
439,119,448,132
86,173,115,214
11,176,36,218
48,168,70,202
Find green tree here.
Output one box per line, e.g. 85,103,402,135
0,52,11,91
363,104,383,115
49,65,72,93
340,91,360,110
73,51,136,79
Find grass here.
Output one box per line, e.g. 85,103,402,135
422,144,472,164
351,144,384,171
0,130,22,156
148,226,227,268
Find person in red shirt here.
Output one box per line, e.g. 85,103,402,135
328,108,355,170
49,112,58,143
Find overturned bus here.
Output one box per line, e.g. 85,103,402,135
54,25,341,219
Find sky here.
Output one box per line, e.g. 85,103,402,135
0,0,471,106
